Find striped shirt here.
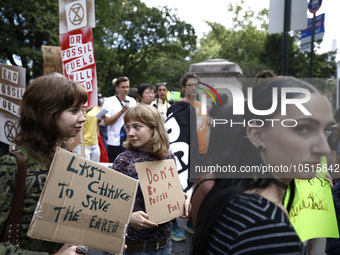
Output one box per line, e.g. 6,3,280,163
207,193,308,255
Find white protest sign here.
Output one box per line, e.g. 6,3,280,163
65,0,87,32
59,0,95,34
0,64,26,145
60,26,97,108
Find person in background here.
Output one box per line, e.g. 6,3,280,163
180,73,209,162
178,73,208,237
254,69,277,85
74,105,101,162
0,75,88,255
102,76,137,162
326,108,340,171
152,82,170,121
192,76,334,255
128,87,138,101
326,108,340,255
112,104,190,255
98,93,108,151
97,95,110,163
137,83,155,105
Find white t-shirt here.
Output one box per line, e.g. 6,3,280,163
151,99,170,121
102,95,136,146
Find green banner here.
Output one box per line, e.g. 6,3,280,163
284,157,339,242
167,91,181,102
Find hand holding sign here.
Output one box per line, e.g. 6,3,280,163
28,148,138,255
129,211,158,231
135,159,185,224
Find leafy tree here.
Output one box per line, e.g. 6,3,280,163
0,0,59,82
137,49,191,92
194,0,336,83
94,0,197,95
194,1,269,78
0,0,196,94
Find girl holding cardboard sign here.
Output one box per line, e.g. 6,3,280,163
112,104,189,255
191,76,334,255
0,75,88,255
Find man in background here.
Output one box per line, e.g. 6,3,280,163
102,76,136,162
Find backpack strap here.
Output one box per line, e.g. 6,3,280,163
1,151,27,246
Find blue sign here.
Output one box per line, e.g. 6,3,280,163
301,25,324,38
308,0,322,14
301,13,325,39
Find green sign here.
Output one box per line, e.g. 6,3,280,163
284,157,339,241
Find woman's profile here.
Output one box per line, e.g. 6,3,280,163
0,75,88,255
192,76,334,255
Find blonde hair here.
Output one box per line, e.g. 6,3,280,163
123,104,169,159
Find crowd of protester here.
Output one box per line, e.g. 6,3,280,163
1,71,340,255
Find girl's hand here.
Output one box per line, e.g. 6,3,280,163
129,211,158,230
53,245,80,255
181,192,191,219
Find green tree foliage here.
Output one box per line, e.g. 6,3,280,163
260,32,337,80
1,0,336,97
0,0,59,82
195,1,269,78
195,0,336,80
0,0,196,94
93,0,196,95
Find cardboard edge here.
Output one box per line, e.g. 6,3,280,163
27,147,62,237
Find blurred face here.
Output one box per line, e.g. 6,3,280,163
126,120,153,152
56,104,86,140
157,85,167,100
249,93,334,180
116,81,130,97
183,78,198,100
140,88,154,105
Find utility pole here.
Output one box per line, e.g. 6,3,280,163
282,0,291,76
308,0,323,79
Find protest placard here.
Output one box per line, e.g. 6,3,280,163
60,26,97,108
283,157,339,241
135,159,185,224
42,45,63,75
0,64,25,145
28,147,138,255
59,0,95,34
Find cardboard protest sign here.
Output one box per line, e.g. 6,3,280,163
284,157,339,242
59,0,95,34
0,64,25,145
42,45,63,75
28,147,138,255
135,159,185,224
60,26,97,108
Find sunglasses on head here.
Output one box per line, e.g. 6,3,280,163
156,82,167,87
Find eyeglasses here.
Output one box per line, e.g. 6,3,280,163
144,92,155,96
